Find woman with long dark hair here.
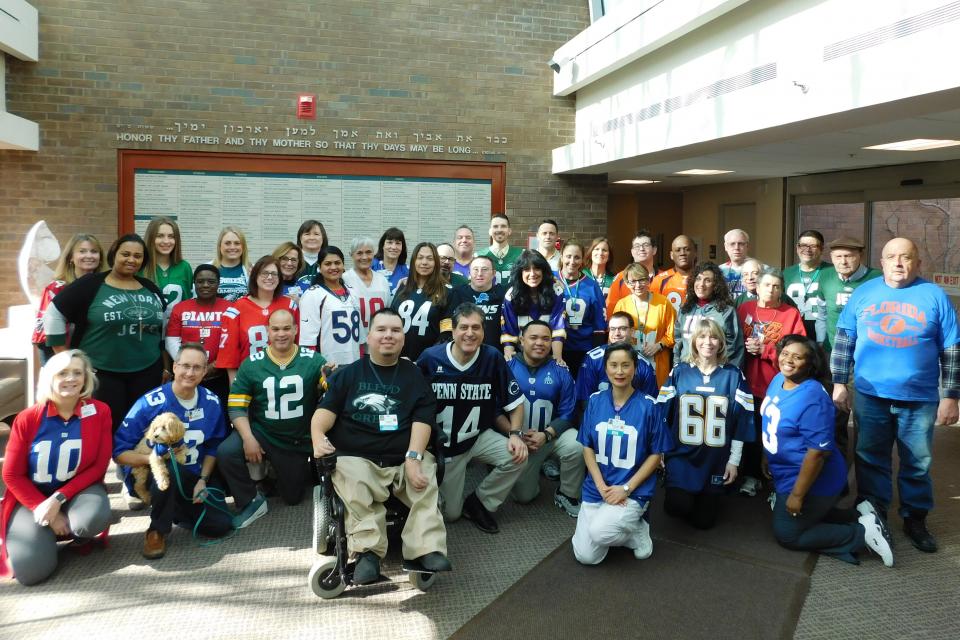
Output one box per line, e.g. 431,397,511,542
673,262,744,369
300,246,362,366
390,242,450,360
501,250,567,366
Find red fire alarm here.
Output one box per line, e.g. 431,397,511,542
297,94,316,120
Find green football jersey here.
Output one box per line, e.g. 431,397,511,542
155,260,194,307
482,245,524,288
817,265,882,351
228,347,327,453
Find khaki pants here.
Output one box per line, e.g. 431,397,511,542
332,454,447,559
512,429,585,503
440,429,527,520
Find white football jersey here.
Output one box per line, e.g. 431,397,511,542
342,269,393,344
299,284,362,366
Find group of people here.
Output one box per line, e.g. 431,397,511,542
2,214,955,586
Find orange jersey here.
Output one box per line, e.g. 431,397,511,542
650,268,689,314
215,296,300,369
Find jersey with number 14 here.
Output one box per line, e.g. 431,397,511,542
417,343,523,457
656,363,754,493
228,347,327,453
299,284,362,366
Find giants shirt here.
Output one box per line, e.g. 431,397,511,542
166,298,231,363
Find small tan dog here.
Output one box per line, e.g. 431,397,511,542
131,412,187,505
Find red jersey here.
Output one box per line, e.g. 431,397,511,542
215,296,300,369
166,297,232,363
32,280,66,345
737,300,806,397
650,268,689,314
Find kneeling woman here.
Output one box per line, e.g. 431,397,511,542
1,350,112,585
762,335,892,567
657,318,755,529
573,343,673,565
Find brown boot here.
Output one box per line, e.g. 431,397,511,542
142,530,166,559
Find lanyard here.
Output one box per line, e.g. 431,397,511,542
633,294,652,333
561,273,582,300
367,356,400,390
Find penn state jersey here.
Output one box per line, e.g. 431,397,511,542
114,382,229,479
578,388,673,504
417,343,523,456
299,283,362,366
558,274,607,351
761,374,845,496
507,357,576,431
656,363,754,493
575,344,658,403
392,286,452,360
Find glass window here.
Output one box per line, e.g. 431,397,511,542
796,202,865,264
870,198,960,276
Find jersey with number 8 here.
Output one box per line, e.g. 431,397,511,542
216,296,300,370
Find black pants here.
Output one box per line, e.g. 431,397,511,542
663,487,721,529
149,462,232,538
565,349,587,380
202,373,230,416
94,359,164,431
216,430,311,508
739,399,764,479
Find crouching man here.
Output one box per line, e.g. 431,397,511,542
311,308,451,585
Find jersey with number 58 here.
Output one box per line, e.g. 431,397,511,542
114,382,228,483
656,363,754,494
228,347,327,453
215,296,300,370
417,343,523,456
299,284,362,366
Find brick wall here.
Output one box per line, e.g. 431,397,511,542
0,0,606,314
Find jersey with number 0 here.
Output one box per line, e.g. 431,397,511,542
228,347,327,453
507,357,576,432
578,388,673,504
656,364,754,493
575,344,658,403
299,284,362,366
342,269,393,344
216,296,300,369
392,286,452,360
761,373,844,496
559,274,607,351
114,383,228,482
417,343,523,457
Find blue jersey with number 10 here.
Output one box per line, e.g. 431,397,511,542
578,389,673,504
575,344,658,403
507,357,576,431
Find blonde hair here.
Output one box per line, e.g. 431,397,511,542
214,226,250,269
625,262,649,281
36,349,97,404
51,234,108,283
683,317,728,366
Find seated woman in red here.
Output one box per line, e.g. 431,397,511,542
1,350,113,585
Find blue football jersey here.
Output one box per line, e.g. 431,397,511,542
114,383,229,481
656,363,755,493
558,274,607,351
417,343,524,456
501,284,567,347
507,356,576,432
575,344,658,403
28,411,84,493
578,388,673,504
761,374,845,496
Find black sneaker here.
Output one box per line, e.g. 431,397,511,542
903,515,938,553
353,551,381,585
462,493,499,534
415,551,452,572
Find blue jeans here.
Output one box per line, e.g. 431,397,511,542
771,492,865,563
853,390,937,519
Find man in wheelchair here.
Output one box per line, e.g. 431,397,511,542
310,308,451,585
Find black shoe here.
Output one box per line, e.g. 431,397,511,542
415,551,452,572
353,551,381,585
903,515,938,553
462,493,499,534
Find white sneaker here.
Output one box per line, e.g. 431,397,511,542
632,518,653,560
856,499,892,545
541,458,560,481
739,476,760,497
859,513,894,567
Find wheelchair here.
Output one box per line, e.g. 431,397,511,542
308,436,447,599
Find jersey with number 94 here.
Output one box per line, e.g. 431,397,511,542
299,284,362,366
392,286,452,360
114,382,229,481
417,343,524,457
228,347,327,453
656,363,754,493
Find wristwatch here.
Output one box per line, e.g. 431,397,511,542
621,484,631,493
405,450,424,461
508,430,523,439
53,491,67,504
544,429,555,442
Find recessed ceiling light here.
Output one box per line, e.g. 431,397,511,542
863,139,960,151
674,169,734,175
613,179,661,184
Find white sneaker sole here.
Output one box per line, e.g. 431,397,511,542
859,514,894,567
235,499,269,529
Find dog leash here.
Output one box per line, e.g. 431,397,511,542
168,455,237,547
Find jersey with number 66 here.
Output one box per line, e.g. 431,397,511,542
299,284,362,366
656,363,754,493
417,343,523,456
114,382,228,483
215,296,300,370
228,347,327,453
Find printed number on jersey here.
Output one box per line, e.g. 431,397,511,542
436,404,480,444
523,397,554,431
263,375,305,419
565,298,586,326
594,422,638,470
679,394,727,447
331,309,361,344
32,440,81,483
760,396,779,454
397,299,432,336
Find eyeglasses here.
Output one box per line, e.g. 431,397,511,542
471,267,492,273
175,363,206,373
797,243,821,250
279,256,299,264
259,271,280,279
632,242,653,249
626,279,648,287
438,256,455,262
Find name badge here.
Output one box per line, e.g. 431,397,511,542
608,417,625,436
199,327,211,338
379,414,399,431
187,408,204,421
81,403,97,418
710,474,724,486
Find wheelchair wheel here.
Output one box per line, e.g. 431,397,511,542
409,571,438,591
308,557,345,599
312,485,332,554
